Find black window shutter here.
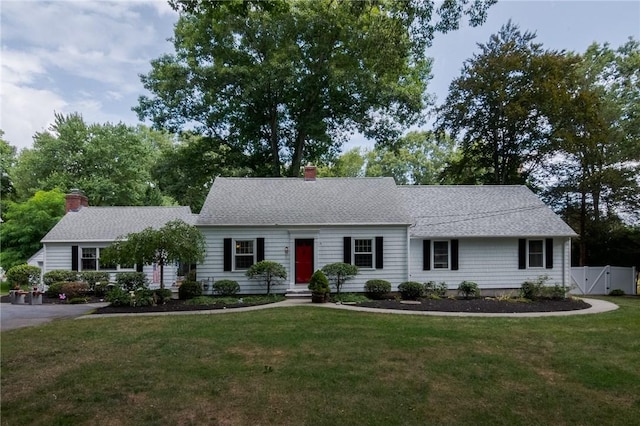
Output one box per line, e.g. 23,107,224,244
343,237,351,264
423,240,431,271
257,238,265,262
136,263,143,273
71,245,79,271
518,239,527,269
451,239,459,271
375,236,384,269
545,238,554,269
223,238,232,271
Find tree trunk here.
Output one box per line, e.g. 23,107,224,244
290,129,307,177
579,190,587,266
269,103,281,177
159,260,165,290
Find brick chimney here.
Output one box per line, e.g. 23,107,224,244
304,165,317,181
65,189,89,213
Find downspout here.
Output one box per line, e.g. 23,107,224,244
406,225,411,284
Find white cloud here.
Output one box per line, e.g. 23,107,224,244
1,0,177,150
0,82,68,150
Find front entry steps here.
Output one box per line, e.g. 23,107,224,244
285,288,312,299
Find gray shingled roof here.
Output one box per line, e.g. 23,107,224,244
399,185,577,238
197,177,413,226
42,206,195,242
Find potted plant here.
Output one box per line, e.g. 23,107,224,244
308,270,330,303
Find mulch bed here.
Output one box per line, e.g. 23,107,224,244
2,294,592,314
94,299,268,314
357,298,591,313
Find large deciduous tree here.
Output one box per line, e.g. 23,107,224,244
0,131,17,204
436,21,576,184
543,39,640,265
365,131,455,184
136,0,495,177
0,189,66,269
101,220,206,290
151,133,251,213
13,113,172,206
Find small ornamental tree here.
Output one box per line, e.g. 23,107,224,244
101,220,205,290
321,262,358,296
6,264,41,290
245,260,287,295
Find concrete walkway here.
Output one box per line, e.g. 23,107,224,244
1,297,618,331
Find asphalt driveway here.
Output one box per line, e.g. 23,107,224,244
1,302,108,331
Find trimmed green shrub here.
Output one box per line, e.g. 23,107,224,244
364,280,391,300
106,286,131,306
43,270,78,286
541,284,568,300
457,281,480,299
213,279,240,296
424,281,448,298
69,297,88,304
179,280,202,300
246,260,287,295
153,288,173,304
46,282,66,298
93,282,110,297
321,263,358,295
6,264,41,289
308,270,330,294
609,289,625,296
80,271,110,290
398,281,424,300
520,275,549,300
116,272,147,291
60,282,90,299
132,288,155,307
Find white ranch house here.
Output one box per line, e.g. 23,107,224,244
40,166,576,294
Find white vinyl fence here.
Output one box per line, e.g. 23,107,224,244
570,266,637,295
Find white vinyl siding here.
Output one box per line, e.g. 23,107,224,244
409,237,570,290
42,242,178,289
198,225,409,294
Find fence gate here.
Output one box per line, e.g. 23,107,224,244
570,266,637,295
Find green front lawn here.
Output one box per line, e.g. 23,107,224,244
1,297,639,425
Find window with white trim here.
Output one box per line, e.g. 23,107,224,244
80,247,134,271
354,238,373,268
81,248,97,271
433,241,450,269
528,240,544,268
234,240,255,270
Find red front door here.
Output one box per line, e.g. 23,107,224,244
295,239,314,284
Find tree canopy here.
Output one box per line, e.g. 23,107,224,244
436,21,576,184
365,131,455,184
136,0,495,176
542,39,640,265
101,220,206,289
13,113,174,206
0,189,66,269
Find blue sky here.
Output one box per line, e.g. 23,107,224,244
1,0,639,152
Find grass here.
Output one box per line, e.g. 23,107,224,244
1,296,639,425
